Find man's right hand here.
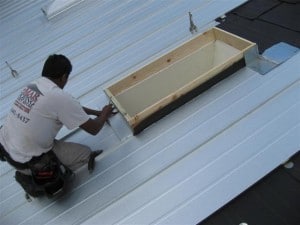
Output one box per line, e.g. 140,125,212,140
101,104,114,120
80,104,114,135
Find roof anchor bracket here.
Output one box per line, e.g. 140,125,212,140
5,61,19,78
189,12,198,34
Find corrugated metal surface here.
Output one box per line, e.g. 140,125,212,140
1,0,299,224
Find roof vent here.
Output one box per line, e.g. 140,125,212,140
42,0,84,19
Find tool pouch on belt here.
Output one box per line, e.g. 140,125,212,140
15,151,72,198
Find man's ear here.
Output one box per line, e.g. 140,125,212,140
60,74,69,83
59,74,69,88
62,73,68,80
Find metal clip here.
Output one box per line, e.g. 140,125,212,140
108,101,119,115
189,12,198,34
112,107,119,115
5,61,19,78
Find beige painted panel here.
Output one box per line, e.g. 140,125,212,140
115,41,240,116
107,30,215,96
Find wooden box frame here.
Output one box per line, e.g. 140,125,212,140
105,27,256,134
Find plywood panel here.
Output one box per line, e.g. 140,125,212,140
115,41,241,117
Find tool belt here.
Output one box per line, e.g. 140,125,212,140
1,143,72,198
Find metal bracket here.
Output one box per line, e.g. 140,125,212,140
244,45,278,75
189,12,198,34
5,61,19,78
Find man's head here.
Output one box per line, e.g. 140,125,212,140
42,54,72,88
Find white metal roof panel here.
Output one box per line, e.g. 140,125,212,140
1,53,299,224
1,0,299,224
81,53,300,225
1,0,245,125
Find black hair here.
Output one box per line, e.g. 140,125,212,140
42,54,72,79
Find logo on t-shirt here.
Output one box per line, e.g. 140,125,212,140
14,84,43,113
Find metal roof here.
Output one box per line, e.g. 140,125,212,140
201,1,300,223
1,0,299,224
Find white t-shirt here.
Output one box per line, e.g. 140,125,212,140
0,77,90,163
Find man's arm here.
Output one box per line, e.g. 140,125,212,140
83,107,102,117
80,105,113,135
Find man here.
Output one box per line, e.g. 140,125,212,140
0,54,113,174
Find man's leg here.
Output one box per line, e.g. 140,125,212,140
52,140,94,171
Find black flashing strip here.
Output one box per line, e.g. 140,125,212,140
260,3,300,32
280,0,300,3
133,58,246,135
217,13,300,53
232,0,281,20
